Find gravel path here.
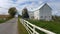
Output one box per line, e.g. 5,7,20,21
0,18,18,34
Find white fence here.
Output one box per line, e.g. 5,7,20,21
20,19,56,34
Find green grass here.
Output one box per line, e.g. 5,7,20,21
0,20,7,23
0,18,13,24
18,18,28,34
28,19,60,34
0,17,13,23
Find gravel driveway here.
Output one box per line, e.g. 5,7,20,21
0,18,18,34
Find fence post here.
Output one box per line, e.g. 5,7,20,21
32,25,36,34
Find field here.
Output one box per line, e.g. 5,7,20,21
28,19,60,34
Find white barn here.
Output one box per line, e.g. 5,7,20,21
28,11,34,19
34,3,52,21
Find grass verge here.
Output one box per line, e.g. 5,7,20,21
18,18,28,34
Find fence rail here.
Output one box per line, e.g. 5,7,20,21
20,19,56,34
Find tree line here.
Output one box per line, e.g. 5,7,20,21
8,7,29,18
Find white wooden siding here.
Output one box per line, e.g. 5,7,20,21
34,10,40,20
39,4,52,21
34,3,52,21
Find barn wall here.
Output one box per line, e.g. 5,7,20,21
28,11,34,19
39,4,52,21
34,10,40,20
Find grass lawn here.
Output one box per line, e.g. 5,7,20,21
27,19,60,34
0,19,7,23
18,18,28,34
0,17,13,23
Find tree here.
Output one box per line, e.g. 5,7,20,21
18,14,22,18
8,7,17,17
22,8,29,18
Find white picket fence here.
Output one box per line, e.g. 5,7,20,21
20,19,56,34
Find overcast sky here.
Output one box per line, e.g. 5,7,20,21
0,0,60,16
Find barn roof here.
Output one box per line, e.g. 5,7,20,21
30,3,51,11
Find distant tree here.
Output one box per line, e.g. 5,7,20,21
18,14,22,18
8,7,17,17
52,15,60,21
22,8,29,18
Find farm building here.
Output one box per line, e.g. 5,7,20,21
28,11,34,19
28,3,52,21
0,14,10,20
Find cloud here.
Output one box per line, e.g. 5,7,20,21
47,0,60,15
0,0,60,16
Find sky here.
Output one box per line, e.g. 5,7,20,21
0,0,60,16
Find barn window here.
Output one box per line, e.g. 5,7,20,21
41,16,43,18
45,16,47,18
31,16,34,18
49,16,50,18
